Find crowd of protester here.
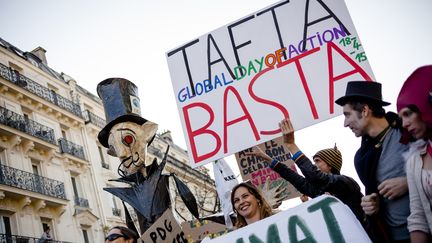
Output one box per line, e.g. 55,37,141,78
230,65,432,243
103,65,431,243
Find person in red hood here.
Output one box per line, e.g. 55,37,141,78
397,65,432,243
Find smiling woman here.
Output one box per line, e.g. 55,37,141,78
230,182,273,228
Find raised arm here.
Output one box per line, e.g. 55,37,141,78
246,146,321,198
279,118,337,186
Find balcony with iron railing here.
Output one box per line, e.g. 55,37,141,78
83,110,106,129
74,196,89,208
0,106,57,145
112,207,121,217
0,63,83,118
58,138,86,161
0,164,67,200
0,233,74,243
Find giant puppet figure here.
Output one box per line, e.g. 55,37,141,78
97,78,199,235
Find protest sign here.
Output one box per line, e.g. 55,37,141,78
235,137,300,203
213,159,238,228
181,219,230,243
167,0,374,167
139,209,186,243
202,195,371,243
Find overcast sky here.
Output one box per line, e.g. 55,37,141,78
1,0,431,205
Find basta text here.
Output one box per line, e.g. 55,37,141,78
183,41,371,164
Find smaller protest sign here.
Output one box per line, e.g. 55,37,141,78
202,195,371,243
181,219,230,243
139,209,186,243
213,158,238,228
235,136,301,204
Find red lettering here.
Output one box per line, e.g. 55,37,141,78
278,47,320,119
183,102,221,163
327,41,372,114
248,66,289,135
223,86,260,153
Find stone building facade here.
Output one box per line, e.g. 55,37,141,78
0,37,218,242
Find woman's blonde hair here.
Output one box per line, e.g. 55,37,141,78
230,182,273,228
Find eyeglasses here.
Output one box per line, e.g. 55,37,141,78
105,233,129,241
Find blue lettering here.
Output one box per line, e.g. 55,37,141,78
203,79,213,93
222,73,233,85
178,87,187,102
214,75,223,89
195,83,203,95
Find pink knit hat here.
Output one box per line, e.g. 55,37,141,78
397,65,432,129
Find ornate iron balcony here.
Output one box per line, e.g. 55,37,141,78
74,196,89,208
58,138,86,161
112,207,121,216
0,233,73,243
0,106,57,144
83,110,106,129
0,63,83,118
0,164,67,200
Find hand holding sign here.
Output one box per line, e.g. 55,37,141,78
244,146,272,162
279,118,295,145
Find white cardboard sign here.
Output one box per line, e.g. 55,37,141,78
166,0,374,167
202,195,371,243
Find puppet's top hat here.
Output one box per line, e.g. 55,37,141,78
97,78,154,147
335,81,391,106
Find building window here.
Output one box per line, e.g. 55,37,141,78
31,159,41,175
99,146,109,169
71,176,81,199
40,218,54,240
111,196,117,209
71,176,89,208
82,229,89,243
0,147,6,165
61,130,67,140
98,146,104,163
0,216,11,235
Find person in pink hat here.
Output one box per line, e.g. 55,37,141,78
397,65,432,243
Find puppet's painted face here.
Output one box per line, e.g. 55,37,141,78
107,121,158,176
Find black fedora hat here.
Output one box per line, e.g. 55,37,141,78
335,81,390,106
97,78,156,148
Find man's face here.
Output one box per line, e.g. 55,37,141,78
343,104,368,137
313,156,332,174
107,121,158,176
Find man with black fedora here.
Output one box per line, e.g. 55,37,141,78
336,81,410,242
97,78,199,235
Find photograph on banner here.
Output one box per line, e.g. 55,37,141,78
202,195,371,243
181,219,231,243
167,0,375,167
235,136,301,204
139,209,186,243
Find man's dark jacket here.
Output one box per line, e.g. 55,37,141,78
271,155,364,222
